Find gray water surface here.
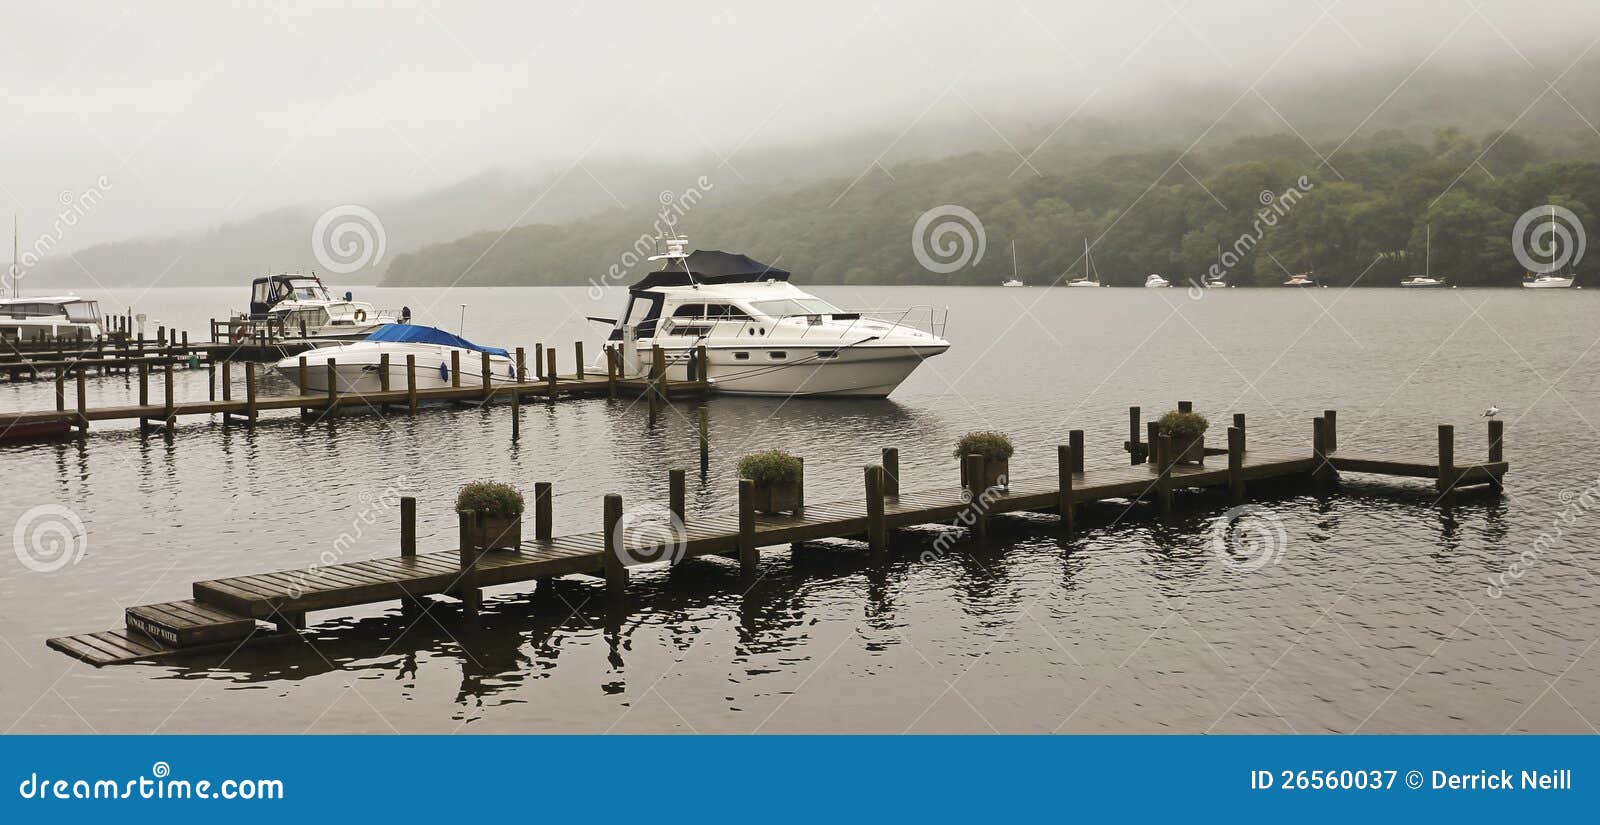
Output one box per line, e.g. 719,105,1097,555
1,285,1597,733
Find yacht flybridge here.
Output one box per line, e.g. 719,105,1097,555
242,272,398,341
598,242,949,397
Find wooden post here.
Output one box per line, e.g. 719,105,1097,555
54,372,65,411
221,360,232,402
400,496,416,557
737,478,758,574
698,406,709,468
450,350,461,388
696,345,708,385
207,362,216,401
406,354,418,414
603,494,627,595
669,469,685,522
181,330,188,349
545,347,557,399
1312,416,1331,487
1128,406,1141,465
379,353,391,393
245,362,258,426
1178,400,1192,413
964,453,988,541
325,359,338,408
1488,419,1504,463
606,345,617,399
1323,409,1338,454
534,343,544,379
458,511,481,618
1227,426,1245,503
138,362,149,407
865,464,887,554
1155,434,1173,517
297,356,308,395
1069,429,1085,473
1437,424,1456,500
1145,422,1159,466
882,447,900,497
511,383,521,442
1233,413,1246,450
75,370,87,432
575,341,585,379
162,361,174,419
1057,444,1075,531
515,347,526,382
480,351,492,400
534,482,553,541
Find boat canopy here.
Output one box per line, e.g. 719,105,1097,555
364,323,509,357
628,250,791,292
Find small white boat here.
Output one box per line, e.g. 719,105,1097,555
1400,275,1447,288
1143,273,1171,288
1003,241,1025,286
1001,278,1025,288
1067,239,1104,287
0,294,104,341
1522,273,1575,289
1203,278,1228,288
1282,272,1317,287
242,272,399,342
595,239,948,397
274,325,518,393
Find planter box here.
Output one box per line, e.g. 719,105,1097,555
467,514,522,550
752,480,801,514
1169,434,1206,466
960,457,1010,491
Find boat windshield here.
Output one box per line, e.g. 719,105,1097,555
62,300,100,323
750,298,841,318
288,279,330,301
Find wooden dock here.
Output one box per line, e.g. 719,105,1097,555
0,343,704,440
46,410,1508,666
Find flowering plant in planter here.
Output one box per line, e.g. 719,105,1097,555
457,481,525,550
738,450,804,514
1158,410,1210,465
955,430,1014,490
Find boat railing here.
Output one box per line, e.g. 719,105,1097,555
753,305,948,340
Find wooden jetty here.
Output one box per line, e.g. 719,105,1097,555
46,409,1508,666
0,344,703,441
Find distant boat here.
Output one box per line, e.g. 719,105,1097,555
1002,241,1025,286
1401,226,1449,287
1522,272,1575,289
1204,243,1228,287
1144,273,1171,288
1067,238,1103,287
1002,278,1025,287
1282,272,1317,287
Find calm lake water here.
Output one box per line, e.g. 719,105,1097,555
2,284,1597,733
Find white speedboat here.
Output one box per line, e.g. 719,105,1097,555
1067,239,1104,287
0,294,104,341
1001,278,1026,288
1400,275,1447,288
1282,272,1317,287
1203,278,1228,288
1143,273,1170,288
273,324,518,393
1522,273,1575,289
241,272,399,341
597,241,948,397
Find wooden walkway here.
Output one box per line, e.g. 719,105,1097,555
46,412,1509,667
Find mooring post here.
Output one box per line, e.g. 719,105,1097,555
669,469,686,522
1178,400,1192,413
221,359,232,402
515,347,526,382
400,496,416,557
1070,429,1085,473
405,354,418,414
606,345,617,399
1227,426,1245,503
297,356,308,397
54,372,65,411
1145,422,1159,466
1311,416,1329,488
882,447,900,497
1128,406,1142,465
534,343,544,379
865,464,888,554
1057,444,1075,531
1324,409,1338,454
1233,413,1246,449
603,494,627,596
244,362,258,426
458,511,481,618
1487,419,1504,490
737,478,758,574
545,346,557,399
511,385,521,442
698,406,710,468
1437,424,1456,502
138,362,149,407
964,453,988,542
207,361,216,401
480,351,492,401
325,359,338,411
379,353,391,393
534,482,553,541
75,370,88,433
162,362,174,425
1155,434,1173,517
450,350,461,388
796,457,805,511
575,341,585,379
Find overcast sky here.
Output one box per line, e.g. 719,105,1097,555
2,0,1598,251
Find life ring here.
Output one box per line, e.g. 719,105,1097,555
354,309,367,322
232,325,248,343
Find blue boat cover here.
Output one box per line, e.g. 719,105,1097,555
364,324,509,357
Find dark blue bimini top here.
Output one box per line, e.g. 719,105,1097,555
365,323,509,357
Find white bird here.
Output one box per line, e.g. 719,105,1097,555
1482,406,1500,418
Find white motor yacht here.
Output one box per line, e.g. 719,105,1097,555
1203,277,1228,288
597,242,948,397
273,324,518,393
1001,278,1026,288
1282,272,1317,287
1522,272,1575,289
0,294,104,341
1143,273,1171,288
239,272,398,341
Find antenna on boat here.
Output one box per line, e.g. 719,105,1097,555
1425,225,1430,278
458,304,467,337
648,234,694,288
11,214,20,299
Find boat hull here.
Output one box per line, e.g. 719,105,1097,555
1522,277,1574,289
644,343,948,397
274,345,519,393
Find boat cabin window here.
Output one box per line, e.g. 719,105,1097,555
732,351,750,360
750,298,840,318
62,301,101,323
620,292,664,338
768,351,787,360
1,302,66,318
671,302,751,320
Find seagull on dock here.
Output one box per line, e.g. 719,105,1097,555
1482,406,1500,418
